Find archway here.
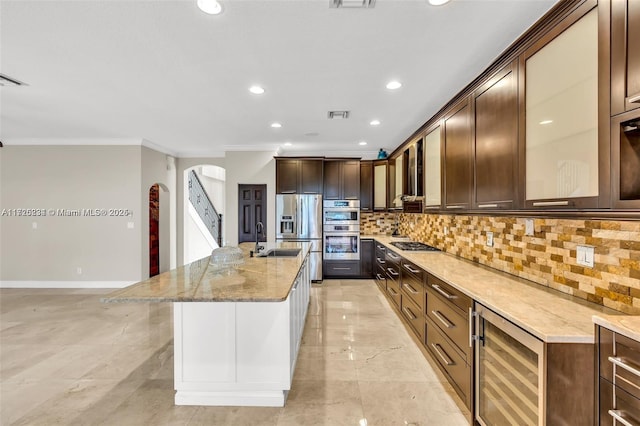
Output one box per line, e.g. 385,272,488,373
183,165,226,264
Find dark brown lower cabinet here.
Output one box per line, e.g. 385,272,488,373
597,326,640,425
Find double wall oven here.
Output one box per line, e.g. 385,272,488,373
323,200,360,260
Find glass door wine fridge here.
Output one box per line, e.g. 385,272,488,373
475,303,544,426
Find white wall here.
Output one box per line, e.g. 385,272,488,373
0,145,142,284
224,151,275,246
184,204,217,264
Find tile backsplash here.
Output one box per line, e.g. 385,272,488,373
361,212,640,314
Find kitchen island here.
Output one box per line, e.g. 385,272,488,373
102,241,312,407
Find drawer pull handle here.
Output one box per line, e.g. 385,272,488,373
629,93,640,104
608,410,635,426
403,264,420,274
387,267,399,277
446,205,464,209
388,287,398,296
532,200,569,207
431,284,457,300
402,306,417,320
431,343,454,366
609,356,640,378
376,273,384,281
376,257,386,264
477,204,498,208
333,267,351,270
432,310,454,329
387,252,400,260
403,283,419,294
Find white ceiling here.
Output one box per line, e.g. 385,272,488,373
0,0,557,159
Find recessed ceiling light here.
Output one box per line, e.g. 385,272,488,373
539,119,553,125
284,142,292,147
197,0,222,14
386,81,402,90
249,86,265,95
428,0,451,5
369,120,381,126
271,122,282,128
359,141,367,146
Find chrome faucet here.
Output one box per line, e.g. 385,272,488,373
255,222,264,254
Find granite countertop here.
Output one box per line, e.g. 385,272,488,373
593,315,640,342
102,241,311,303
366,234,620,344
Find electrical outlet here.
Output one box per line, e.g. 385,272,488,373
525,218,534,236
576,245,595,268
127,222,135,229
444,227,449,236
486,231,494,247
376,219,381,226
76,267,82,275
32,222,38,229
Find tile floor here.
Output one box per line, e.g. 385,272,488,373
0,280,468,425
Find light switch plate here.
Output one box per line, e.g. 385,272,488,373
525,218,534,236
577,245,595,268
444,227,449,235
32,222,38,229
486,231,494,247
127,222,135,229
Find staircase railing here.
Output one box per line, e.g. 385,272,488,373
188,170,223,247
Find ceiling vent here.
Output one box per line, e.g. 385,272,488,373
0,73,25,87
330,0,375,8
328,111,350,119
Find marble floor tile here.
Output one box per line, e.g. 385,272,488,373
0,280,467,425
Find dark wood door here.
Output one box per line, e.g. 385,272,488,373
474,61,518,209
444,98,472,209
300,160,323,194
238,184,266,243
276,159,298,194
342,161,360,200
323,161,342,200
360,161,373,211
612,0,640,115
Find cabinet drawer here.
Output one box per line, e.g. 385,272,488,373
599,327,640,399
385,249,402,266
401,270,425,312
401,294,424,341
402,259,425,282
427,274,472,314
427,290,470,361
426,318,471,407
324,261,360,277
600,377,640,426
375,265,386,291
375,252,387,269
385,262,401,281
386,278,401,308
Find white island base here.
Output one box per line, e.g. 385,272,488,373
173,259,310,407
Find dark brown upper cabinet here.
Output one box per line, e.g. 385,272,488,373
360,161,373,211
520,3,609,209
275,158,323,194
443,97,473,210
611,0,640,115
323,159,360,200
612,111,640,208
473,61,519,210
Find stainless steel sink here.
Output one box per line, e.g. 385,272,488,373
257,248,301,258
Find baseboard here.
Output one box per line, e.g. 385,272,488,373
0,280,137,289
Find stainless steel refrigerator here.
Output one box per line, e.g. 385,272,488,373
276,194,323,281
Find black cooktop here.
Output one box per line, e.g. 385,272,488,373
390,241,440,252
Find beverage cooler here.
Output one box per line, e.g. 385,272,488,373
474,303,544,426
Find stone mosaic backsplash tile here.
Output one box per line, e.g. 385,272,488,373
361,212,640,314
